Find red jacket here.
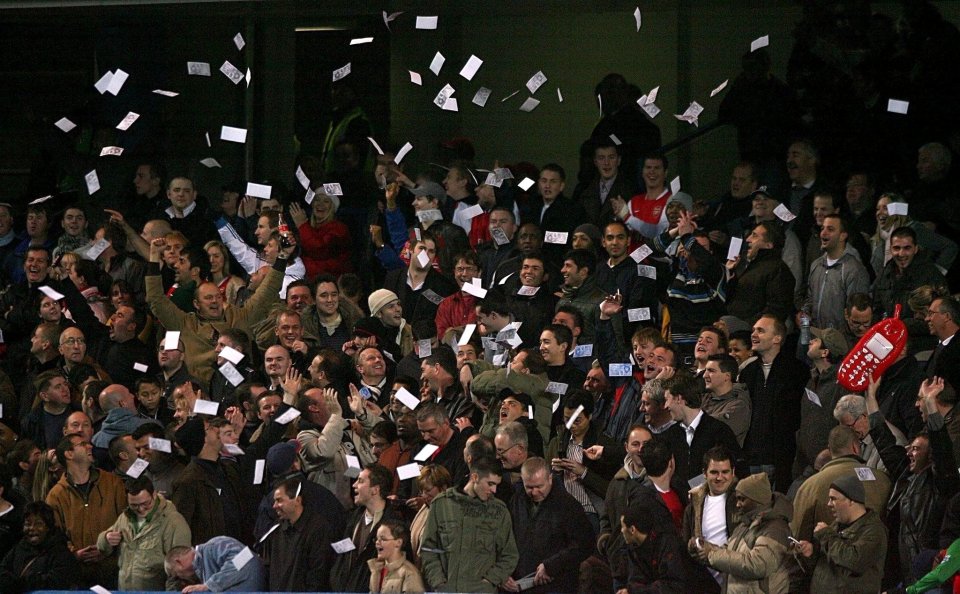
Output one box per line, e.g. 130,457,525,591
435,291,478,341
298,219,353,279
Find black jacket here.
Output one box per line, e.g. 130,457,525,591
330,500,410,592
727,248,795,323
0,529,79,593
663,412,744,484
383,267,458,325
509,482,594,594
624,526,720,594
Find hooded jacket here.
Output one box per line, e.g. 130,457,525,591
96,495,191,590
420,486,519,593
706,492,793,594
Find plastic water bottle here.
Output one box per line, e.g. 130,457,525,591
799,312,811,345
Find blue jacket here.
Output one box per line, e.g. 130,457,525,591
195,536,266,592
91,407,153,448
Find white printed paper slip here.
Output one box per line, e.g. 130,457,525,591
409,70,422,85
750,35,769,52
417,339,432,359
106,69,129,95
501,90,520,103
609,363,633,377
472,87,492,107
224,443,244,456
84,238,111,260
126,458,149,479
274,408,301,425
332,538,357,554
416,16,438,29
350,37,374,45
332,63,351,82
234,32,245,50
232,546,254,571
886,202,908,216
887,99,909,114
91,586,112,594
395,142,413,164
245,183,272,199
200,158,221,169
259,523,280,543
295,166,311,189
220,61,244,84
573,344,593,358
459,324,477,346
414,444,439,461
630,245,653,262
323,183,343,196
164,331,180,351
221,126,248,143
366,137,384,156
634,7,642,31
194,400,219,415
459,55,483,80
133,362,149,373
397,463,422,481
773,204,796,222
416,249,432,269
552,397,561,413
254,459,266,485
546,382,569,395
100,147,123,157
855,467,877,481
153,89,179,97
220,346,245,364
710,80,729,97
526,71,547,94
727,237,743,261
461,204,484,219
517,285,540,296
94,71,113,94
38,286,65,301
148,438,172,453
804,388,821,407
187,62,211,76
461,282,487,299
219,363,245,387
557,88,564,102
609,134,622,146
637,265,657,279
83,169,100,196
395,387,421,410
628,307,651,322
344,455,362,478
544,231,569,244
429,52,445,75
670,176,681,195
519,97,540,112
518,177,535,191
55,117,76,133
565,404,585,430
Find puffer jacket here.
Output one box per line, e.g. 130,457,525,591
420,486,519,593
802,243,870,329
707,493,793,594
806,509,887,594
96,495,192,590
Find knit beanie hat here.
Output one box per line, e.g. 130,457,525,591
574,223,602,248
831,472,866,504
368,289,400,317
736,472,772,504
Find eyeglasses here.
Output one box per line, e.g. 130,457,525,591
495,443,519,457
61,338,86,346
840,414,865,428
128,500,153,511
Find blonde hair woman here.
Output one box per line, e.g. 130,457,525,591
408,464,452,565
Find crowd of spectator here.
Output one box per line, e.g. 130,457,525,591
2,2,960,593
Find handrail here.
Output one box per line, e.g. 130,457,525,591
658,120,729,155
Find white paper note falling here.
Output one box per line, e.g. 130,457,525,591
415,16,438,29
459,55,483,81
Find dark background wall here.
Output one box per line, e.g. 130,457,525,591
0,0,957,218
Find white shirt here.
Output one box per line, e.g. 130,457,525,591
702,494,729,546
683,410,705,446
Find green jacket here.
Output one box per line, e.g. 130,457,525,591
471,364,551,444
805,509,887,594
96,495,192,591
420,486,518,593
